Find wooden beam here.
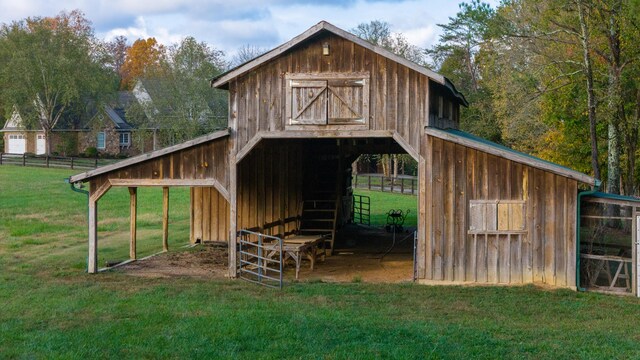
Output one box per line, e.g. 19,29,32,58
88,197,98,273
424,127,596,185
89,180,112,203
69,129,230,183
260,130,393,139
392,131,420,161
129,187,137,260
162,187,169,252
235,134,263,163
109,178,230,202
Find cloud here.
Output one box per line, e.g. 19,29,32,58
0,0,501,59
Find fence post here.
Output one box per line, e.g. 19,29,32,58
390,176,394,193
0,153,3,165
46,156,50,168
401,178,404,194
368,175,371,190
94,156,98,168
71,157,74,170
22,153,26,166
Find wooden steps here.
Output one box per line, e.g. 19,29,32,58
298,199,338,255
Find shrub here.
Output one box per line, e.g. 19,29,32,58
84,147,98,158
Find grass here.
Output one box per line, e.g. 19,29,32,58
354,189,417,227
1,166,640,359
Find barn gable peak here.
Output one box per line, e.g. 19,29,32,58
211,21,466,106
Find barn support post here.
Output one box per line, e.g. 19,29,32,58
86,180,112,274
129,187,137,260
88,197,98,273
162,186,169,252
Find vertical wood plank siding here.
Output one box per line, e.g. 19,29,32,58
424,137,578,288
91,138,230,191
235,140,304,234
228,33,454,158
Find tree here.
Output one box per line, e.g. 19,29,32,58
120,37,166,89
230,44,266,67
352,20,426,65
128,36,227,146
0,10,117,155
428,1,502,142
105,35,130,86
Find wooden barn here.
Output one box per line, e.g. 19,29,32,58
70,21,600,290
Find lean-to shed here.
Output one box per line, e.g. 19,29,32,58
70,21,597,289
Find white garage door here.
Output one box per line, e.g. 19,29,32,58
8,134,26,154
36,134,45,155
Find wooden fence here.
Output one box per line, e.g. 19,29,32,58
353,173,418,195
0,153,118,170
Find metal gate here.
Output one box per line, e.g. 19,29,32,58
237,229,284,289
353,194,370,225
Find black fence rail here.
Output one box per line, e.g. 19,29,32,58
353,173,418,195
0,153,119,170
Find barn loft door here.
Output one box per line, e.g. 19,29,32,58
327,79,367,124
286,73,370,127
290,80,327,125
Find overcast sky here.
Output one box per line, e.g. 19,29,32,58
0,0,499,59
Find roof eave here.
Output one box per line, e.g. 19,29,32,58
424,126,596,186
69,128,231,184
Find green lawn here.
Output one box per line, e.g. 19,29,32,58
1,166,640,359
354,189,417,227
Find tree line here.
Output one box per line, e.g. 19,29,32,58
3,4,637,196
0,10,266,154
427,0,640,196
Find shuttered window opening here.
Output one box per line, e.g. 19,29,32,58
469,200,526,233
286,73,370,126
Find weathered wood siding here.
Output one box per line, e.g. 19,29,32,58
421,136,578,288
190,187,229,242
89,138,229,192
228,32,459,158
236,140,304,235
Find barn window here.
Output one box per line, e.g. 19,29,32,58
97,132,106,150
285,73,369,126
469,200,526,232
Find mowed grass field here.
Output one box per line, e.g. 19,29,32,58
1,166,640,359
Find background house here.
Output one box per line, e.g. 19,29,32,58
2,92,151,156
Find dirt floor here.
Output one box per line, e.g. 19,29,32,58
117,224,415,283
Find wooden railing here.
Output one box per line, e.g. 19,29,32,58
0,153,119,170
353,173,418,195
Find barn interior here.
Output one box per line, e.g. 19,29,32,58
236,137,417,282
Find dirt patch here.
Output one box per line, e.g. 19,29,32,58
116,225,414,283
118,242,229,279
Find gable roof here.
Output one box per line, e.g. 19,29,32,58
1,109,43,132
425,126,596,185
211,21,468,106
69,128,230,183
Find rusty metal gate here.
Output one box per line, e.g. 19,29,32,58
237,229,284,289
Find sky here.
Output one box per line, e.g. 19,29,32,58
0,0,499,59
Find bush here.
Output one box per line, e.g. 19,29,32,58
84,147,98,158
